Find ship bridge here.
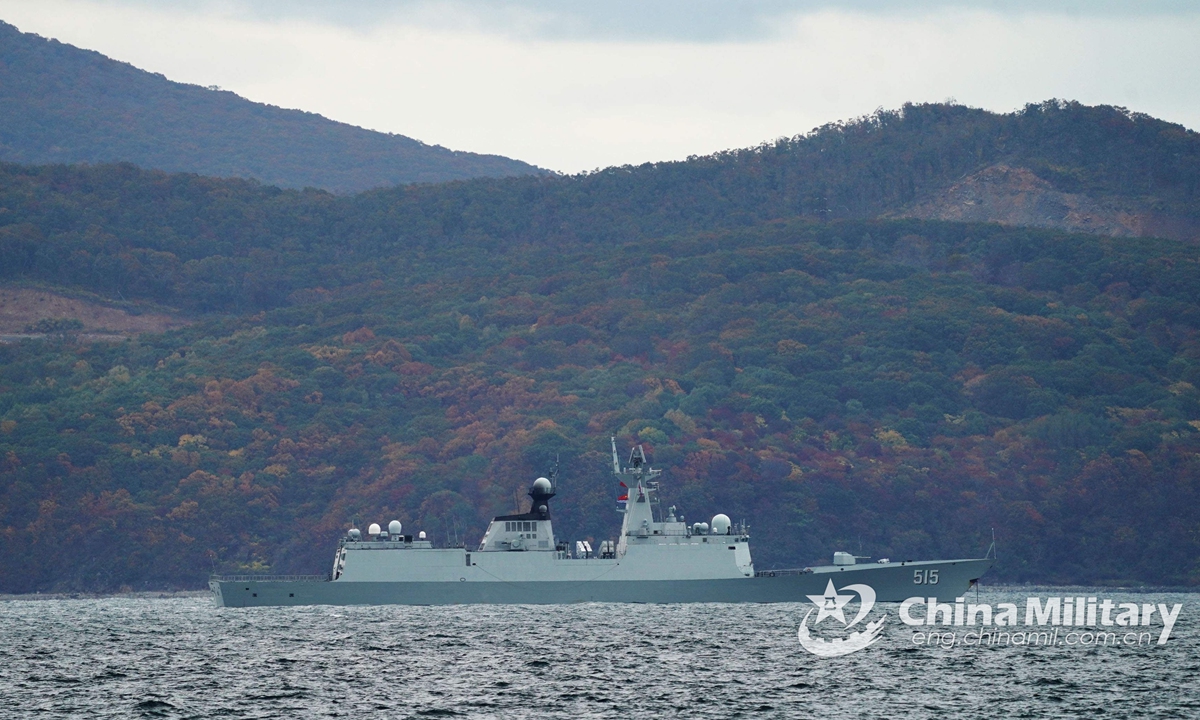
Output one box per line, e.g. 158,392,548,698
477,476,559,552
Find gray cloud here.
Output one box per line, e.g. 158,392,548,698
83,0,1200,42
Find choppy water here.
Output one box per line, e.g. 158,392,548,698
1,587,1198,719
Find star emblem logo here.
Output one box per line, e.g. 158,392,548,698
796,581,886,658
806,579,854,625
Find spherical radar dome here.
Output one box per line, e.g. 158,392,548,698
711,514,732,535
388,520,403,535
368,523,381,536
532,477,553,494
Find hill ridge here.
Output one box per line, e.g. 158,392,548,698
0,20,545,193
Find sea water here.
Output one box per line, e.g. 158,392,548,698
1,586,1197,718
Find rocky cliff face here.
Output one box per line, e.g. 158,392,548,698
893,164,1199,242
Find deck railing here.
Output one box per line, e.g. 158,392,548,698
754,568,813,577
210,574,328,583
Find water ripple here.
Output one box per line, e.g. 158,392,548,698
0,588,1196,718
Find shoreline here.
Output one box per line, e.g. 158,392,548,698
0,590,210,602
1,585,1197,602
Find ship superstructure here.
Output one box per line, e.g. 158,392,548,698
211,439,993,607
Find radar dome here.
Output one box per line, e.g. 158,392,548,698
388,520,402,535
711,514,731,535
418,530,427,540
368,523,381,536
348,528,361,541
699,522,710,534
532,477,553,494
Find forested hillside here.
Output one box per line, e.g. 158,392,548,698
1,102,1199,592
1,100,1198,317
0,21,544,193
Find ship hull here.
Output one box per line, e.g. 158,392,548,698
211,557,992,607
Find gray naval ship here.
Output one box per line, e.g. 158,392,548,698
211,440,993,607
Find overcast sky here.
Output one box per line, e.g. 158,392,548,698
2,0,1198,173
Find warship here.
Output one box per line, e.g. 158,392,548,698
211,439,993,607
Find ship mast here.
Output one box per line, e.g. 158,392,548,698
612,436,662,556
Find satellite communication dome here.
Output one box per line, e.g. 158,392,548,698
348,528,361,541
699,522,710,534
711,514,732,535
532,477,553,494
388,520,402,535
368,523,381,536
418,531,427,540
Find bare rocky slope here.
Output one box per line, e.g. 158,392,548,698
0,285,189,338
894,164,1199,240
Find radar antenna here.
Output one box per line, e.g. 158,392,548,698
548,454,560,491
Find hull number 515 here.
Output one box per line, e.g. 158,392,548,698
913,569,939,584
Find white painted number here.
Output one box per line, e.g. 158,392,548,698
913,569,940,585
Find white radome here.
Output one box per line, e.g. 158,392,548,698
368,523,381,536
711,514,731,535
532,477,552,494
388,520,402,535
